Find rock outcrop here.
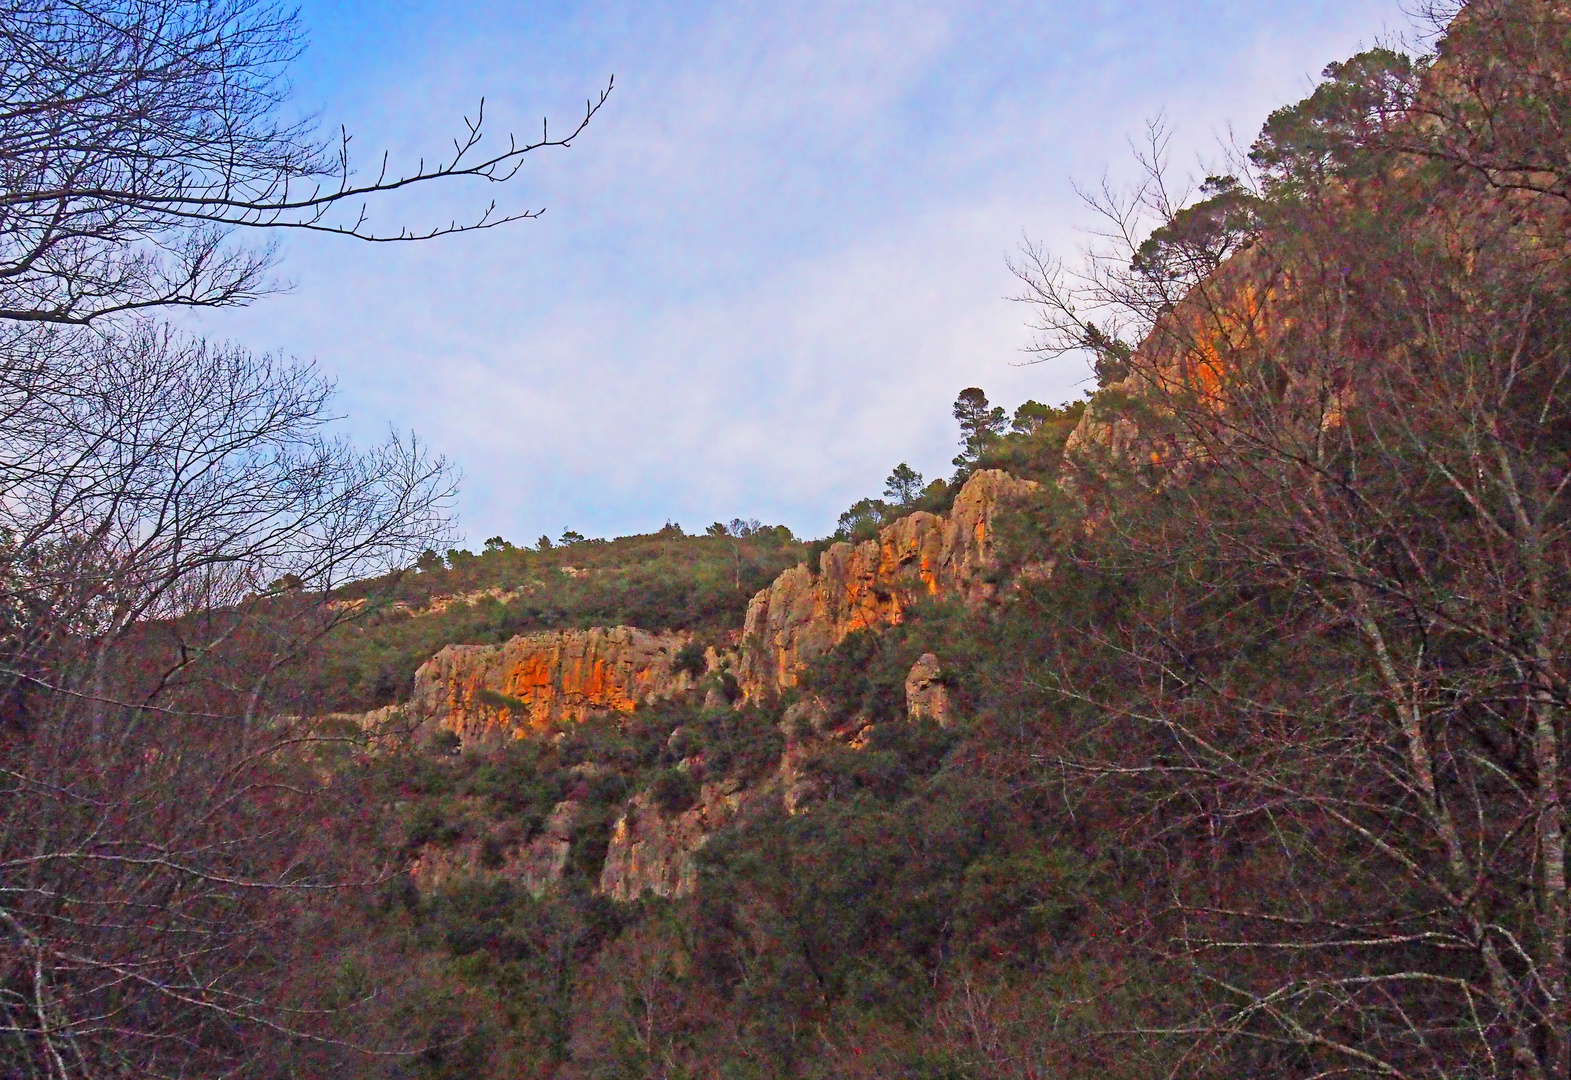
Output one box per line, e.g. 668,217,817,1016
387,471,1044,899
737,469,1037,698
411,626,694,746
412,799,582,896
1057,249,1285,482
598,779,752,900
904,653,950,726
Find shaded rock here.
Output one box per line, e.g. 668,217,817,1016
512,799,582,893
904,653,950,726
781,696,831,736
776,740,820,814
411,799,581,896
599,781,749,901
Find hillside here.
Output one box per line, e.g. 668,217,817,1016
309,6,1571,1076
6,3,1569,1079
305,523,809,712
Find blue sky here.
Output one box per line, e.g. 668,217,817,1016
189,0,1415,546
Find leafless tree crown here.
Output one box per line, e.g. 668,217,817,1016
0,0,612,324
0,0,600,1071
1006,3,1571,1075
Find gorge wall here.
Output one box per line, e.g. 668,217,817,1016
391,467,1040,900
409,626,695,745
400,468,1037,745
736,468,1037,698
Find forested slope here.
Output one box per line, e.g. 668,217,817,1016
333,5,1571,1076
6,2,1570,1079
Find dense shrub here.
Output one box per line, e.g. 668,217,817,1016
673,641,707,678
650,766,699,813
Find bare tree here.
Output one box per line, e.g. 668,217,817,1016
0,320,459,1076
0,0,612,324
1402,0,1571,204
1014,12,1571,1078
1008,119,1262,391
0,0,606,1072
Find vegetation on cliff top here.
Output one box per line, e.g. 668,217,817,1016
308,523,809,712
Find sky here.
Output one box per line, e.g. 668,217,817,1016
188,0,1418,546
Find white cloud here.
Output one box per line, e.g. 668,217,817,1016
190,0,1417,543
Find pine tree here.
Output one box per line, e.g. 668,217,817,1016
884,463,924,505
951,387,1007,473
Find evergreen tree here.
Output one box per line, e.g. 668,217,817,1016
951,387,1007,473
883,463,924,505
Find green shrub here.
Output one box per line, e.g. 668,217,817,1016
802,627,924,728
405,804,466,851
475,686,531,712
650,767,699,813
585,770,631,807
566,809,615,885
468,743,568,830
426,728,462,756
673,641,707,678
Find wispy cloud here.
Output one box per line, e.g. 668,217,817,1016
190,0,1415,543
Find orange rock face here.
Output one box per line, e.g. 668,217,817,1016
410,626,693,746
736,469,1037,699
1062,250,1278,477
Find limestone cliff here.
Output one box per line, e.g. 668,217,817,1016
411,626,694,746
390,471,1040,899
736,469,1037,698
599,778,753,901
412,799,582,896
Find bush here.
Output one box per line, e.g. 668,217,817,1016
566,809,616,885
650,767,699,814
467,743,568,830
585,770,631,807
405,804,466,851
673,641,707,678
426,729,462,756
479,834,508,870
802,627,924,728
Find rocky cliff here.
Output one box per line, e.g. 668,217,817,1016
391,470,1040,899
400,471,1036,738
1060,249,1276,482
736,469,1037,698
599,778,754,901
410,626,694,746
